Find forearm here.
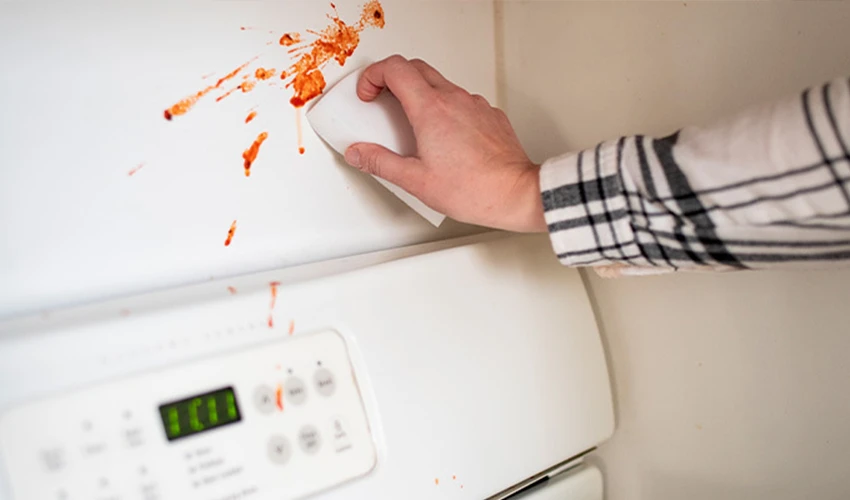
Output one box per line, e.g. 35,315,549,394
541,76,850,272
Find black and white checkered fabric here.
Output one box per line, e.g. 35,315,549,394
541,76,850,273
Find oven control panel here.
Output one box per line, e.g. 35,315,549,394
0,330,377,500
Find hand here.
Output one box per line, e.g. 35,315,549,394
344,55,546,233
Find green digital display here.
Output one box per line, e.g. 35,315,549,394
158,387,241,441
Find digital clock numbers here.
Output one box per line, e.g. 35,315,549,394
158,387,241,441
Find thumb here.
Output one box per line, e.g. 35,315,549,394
345,143,423,189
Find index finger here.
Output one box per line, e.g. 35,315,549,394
357,55,435,120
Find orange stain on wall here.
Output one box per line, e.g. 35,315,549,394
164,59,254,120
284,1,385,108
127,162,146,177
242,132,269,177
268,281,281,328
224,220,238,246
279,32,301,46
155,3,386,245
254,67,276,80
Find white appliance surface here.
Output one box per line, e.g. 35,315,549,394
516,465,603,500
0,235,614,499
0,0,495,319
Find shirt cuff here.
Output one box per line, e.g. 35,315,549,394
539,140,639,268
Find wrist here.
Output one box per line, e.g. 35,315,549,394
503,165,547,233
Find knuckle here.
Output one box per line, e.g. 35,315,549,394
384,54,408,67
471,94,490,106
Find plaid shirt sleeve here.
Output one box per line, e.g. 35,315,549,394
540,76,850,274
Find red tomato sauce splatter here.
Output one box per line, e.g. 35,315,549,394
275,384,284,411
127,162,145,177
279,32,301,46
295,108,305,154
288,320,295,335
159,2,386,221
255,67,276,80
216,80,257,102
164,59,255,120
284,1,386,108
227,286,238,294
242,132,269,177
268,281,280,328
224,220,238,246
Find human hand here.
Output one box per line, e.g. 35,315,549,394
344,55,546,233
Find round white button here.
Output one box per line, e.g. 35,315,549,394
253,385,276,414
298,425,321,455
267,435,293,465
284,377,307,405
313,368,336,397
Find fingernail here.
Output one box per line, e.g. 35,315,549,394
345,147,361,167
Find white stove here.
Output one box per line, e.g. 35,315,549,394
0,235,614,500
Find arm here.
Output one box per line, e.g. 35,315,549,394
344,55,850,272
542,76,850,272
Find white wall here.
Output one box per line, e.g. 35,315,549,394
499,2,850,499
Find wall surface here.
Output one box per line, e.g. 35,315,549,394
499,2,850,500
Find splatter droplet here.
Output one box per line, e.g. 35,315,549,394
288,320,295,335
127,162,146,177
224,220,237,246
164,58,255,119
279,32,302,46
216,80,257,103
227,286,238,295
245,110,258,123
284,1,385,108
242,132,269,177
268,281,280,328
434,478,439,486
254,67,276,80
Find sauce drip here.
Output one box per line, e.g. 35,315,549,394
242,132,269,177
224,220,237,246
295,108,305,154
268,281,280,328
